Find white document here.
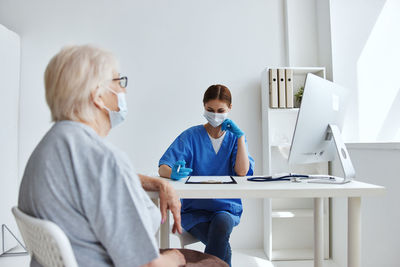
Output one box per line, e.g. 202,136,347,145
186,176,234,183
269,68,278,108
285,69,294,108
278,69,286,108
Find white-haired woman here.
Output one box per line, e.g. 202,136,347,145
18,45,227,267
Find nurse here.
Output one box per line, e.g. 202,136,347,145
158,84,254,266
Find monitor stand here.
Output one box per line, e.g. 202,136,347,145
308,124,356,184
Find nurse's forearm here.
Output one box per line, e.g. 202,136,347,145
158,164,172,179
234,136,250,176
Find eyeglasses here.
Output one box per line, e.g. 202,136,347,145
112,76,128,88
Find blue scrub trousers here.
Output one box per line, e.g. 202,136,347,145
188,212,234,267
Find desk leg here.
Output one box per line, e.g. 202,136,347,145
314,198,324,267
151,198,160,247
152,198,170,249
160,210,170,249
348,197,361,267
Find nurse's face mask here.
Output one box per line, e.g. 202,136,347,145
203,99,230,127
203,110,228,128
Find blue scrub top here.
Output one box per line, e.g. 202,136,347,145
159,125,255,231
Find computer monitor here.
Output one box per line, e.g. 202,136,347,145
288,73,355,183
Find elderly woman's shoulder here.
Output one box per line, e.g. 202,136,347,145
50,120,133,169
48,121,118,157
50,121,101,143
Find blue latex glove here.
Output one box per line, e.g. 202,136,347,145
171,160,193,180
221,119,244,137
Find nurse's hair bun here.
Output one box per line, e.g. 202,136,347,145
203,84,232,106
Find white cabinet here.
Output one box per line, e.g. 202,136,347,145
261,67,329,261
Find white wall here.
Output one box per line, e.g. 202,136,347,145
316,0,333,81
331,144,400,267
357,0,400,142
0,0,288,178
0,0,286,249
328,3,400,264
285,0,319,67
284,0,333,77
329,0,388,141
284,0,333,79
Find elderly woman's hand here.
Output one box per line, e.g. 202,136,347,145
137,174,182,234
159,180,182,234
142,249,185,267
160,249,186,267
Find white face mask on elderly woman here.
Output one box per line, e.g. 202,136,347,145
103,89,128,128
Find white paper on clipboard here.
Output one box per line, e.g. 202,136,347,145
186,176,234,183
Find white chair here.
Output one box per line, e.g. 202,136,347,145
11,207,78,267
171,223,200,248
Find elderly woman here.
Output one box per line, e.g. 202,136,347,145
18,45,226,267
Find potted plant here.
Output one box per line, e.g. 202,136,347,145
294,86,304,107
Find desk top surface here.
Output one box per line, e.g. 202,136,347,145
149,176,385,199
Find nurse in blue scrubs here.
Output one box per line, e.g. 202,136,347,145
158,84,254,266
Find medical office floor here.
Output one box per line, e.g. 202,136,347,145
181,237,340,267
0,246,30,266
232,249,339,267
0,247,341,267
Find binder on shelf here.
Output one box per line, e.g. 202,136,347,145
277,69,286,108
269,69,278,108
285,69,294,108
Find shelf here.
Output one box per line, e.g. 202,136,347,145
292,68,325,75
269,108,299,113
264,66,325,73
262,66,329,262
272,209,313,219
271,248,313,261
270,144,291,148
272,208,328,219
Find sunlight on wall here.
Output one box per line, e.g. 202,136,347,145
358,0,400,141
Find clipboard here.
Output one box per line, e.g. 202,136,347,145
185,176,237,184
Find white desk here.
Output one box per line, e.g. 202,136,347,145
150,176,385,267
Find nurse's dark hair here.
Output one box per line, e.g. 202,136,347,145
203,84,232,106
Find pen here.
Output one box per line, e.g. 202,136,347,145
177,165,181,173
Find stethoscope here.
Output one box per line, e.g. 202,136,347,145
247,173,337,182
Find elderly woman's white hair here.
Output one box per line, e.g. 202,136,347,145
44,45,119,122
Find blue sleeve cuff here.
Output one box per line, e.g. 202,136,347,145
158,160,173,168
246,156,255,176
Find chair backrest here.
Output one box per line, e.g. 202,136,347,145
11,207,78,267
